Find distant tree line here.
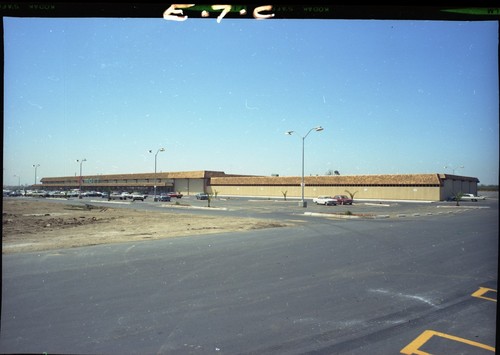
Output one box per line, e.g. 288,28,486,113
478,184,498,191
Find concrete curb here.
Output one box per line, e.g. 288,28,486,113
89,200,131,205
436,205,490,209
305,212,363,219
160,204,228,211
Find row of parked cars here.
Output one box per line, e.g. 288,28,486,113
157,192,184,201
107,191,186,202
3,189,187,202
158,192,207,201
312,195,354,206
4,189,79,198
108,192,147,201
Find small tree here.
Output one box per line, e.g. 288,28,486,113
345,190,358,200
207,193,213,208
213,189,219,199
281,190,288,201
325,170,341,176
452,191,464,206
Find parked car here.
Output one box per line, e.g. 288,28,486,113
82,191,101,197
195,193,209,200
31,190,49,198
159,193,171,202
130,192,147,201
333,195,353,205
109,192,130,200
66,190,80,197
450,193,486,202
167,192,183,198
8,190,24,197
312,196,337,205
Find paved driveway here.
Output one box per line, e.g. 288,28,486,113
1,194,497,354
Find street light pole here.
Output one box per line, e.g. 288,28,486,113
444,165,464,175
76,159,87,198
286,126,324,207
32,164,40,186
149,148,165,201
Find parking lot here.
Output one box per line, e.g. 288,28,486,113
89,191,498,220
6,189,497,219
1,191,497,354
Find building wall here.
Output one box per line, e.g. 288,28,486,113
206,185,442,201
174,179,206,195
39,171,479,201
441,177,478,200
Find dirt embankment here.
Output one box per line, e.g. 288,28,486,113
2,199,292,254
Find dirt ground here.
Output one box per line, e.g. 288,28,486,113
2,199,293,254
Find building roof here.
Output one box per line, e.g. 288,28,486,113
210,173,479,186
40,171,479,186
40,170,235,182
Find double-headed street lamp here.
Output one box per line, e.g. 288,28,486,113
444,165,464,175
32,164,40,186
286,126,324,207
76,159,87,198
149,148,165,201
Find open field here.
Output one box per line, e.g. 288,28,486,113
2,199,293,254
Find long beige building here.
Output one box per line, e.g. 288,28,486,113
40,171,479,202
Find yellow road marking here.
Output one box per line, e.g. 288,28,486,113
401,329,495,354
471,287,497,302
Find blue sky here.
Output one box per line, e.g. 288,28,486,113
3,16,499,186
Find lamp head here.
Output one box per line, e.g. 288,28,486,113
285,131,294,135
314,126,324,132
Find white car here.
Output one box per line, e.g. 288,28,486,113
129,192,147,201
109,192,131,200
460,193,486,202
312,196,337,205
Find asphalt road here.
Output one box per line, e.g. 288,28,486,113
1,195,497,354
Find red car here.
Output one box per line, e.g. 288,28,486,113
167,192,183,198
333,195,353,205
